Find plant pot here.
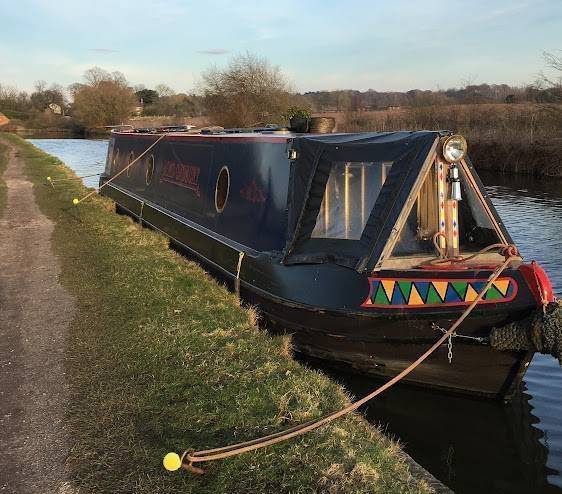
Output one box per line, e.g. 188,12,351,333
289,117,310,133
309,117,336,134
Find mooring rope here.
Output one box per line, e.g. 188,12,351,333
234,251,245,299
423,234,520,267
71,132,169,206
164,248,519,474
47,172,102,186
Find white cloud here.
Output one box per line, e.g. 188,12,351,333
88,48,118,53
198,49,229,55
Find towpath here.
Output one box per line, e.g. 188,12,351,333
0,139,76,493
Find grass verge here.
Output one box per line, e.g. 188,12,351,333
0,133,433,494
0,140,8,216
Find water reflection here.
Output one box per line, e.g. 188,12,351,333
28,138,108,188
307,361,558,494
482,170,562,492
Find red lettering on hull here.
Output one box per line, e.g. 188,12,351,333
161,160,200,197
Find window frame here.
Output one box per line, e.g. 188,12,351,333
145,155,155,185
214,166,230,213
111,148,120,174
126,151,135,178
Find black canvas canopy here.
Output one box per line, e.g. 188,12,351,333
283,131,440,272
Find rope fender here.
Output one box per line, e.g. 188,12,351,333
490,301,562,365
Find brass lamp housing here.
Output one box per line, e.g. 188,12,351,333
441,134,468,163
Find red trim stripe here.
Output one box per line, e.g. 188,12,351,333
112,132,291,144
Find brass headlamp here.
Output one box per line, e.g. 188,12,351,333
442,134,468,163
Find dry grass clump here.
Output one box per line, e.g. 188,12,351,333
1,132,434,494
335,103,562,177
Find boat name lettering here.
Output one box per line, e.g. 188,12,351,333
161,160,201,196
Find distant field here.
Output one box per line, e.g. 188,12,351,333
320,104,562,177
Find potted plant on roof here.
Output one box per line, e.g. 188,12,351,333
282,106,312,133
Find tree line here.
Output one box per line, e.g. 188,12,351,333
0,51,560,130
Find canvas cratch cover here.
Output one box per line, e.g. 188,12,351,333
283,131,440,271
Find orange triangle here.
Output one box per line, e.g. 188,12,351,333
381,280,395,302
493,280,510,297
408,285,424,305
433,281,448,301
465,284,478,302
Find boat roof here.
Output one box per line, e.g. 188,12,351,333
112,128,451,145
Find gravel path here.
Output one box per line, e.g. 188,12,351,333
0,141,76,493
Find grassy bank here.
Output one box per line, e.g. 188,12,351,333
333,103,562,177
0,133,433,494
0,141,8,215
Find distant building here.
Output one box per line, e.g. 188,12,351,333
48,103,62,115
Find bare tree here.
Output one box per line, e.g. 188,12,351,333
34,80,47,93
544,51,562,73
83,67,128,88
200,52,291,127
30,83,65,112
72,68,135,128
0,84,19,110
536,51,562,121
155,84,175,97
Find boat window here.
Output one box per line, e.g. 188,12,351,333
215,166,230,213
311,161,392,240
391,163,501,257
392,164,438,256
126,151,134,177
145,155,154,185
112,149,119,174
457,166,501,249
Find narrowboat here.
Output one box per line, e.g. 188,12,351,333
99,127,556,399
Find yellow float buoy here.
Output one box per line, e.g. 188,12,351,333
72,198,79,205
163,452,182,471
47,176,52,181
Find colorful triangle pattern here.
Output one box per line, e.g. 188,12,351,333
366,278,515,307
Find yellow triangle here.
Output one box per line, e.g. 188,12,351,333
465,284,478,302
433,281,448,301
408,285,424,305
493,280,510,297
381,280,395,302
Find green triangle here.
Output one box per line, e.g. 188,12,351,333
485,285,503,300
426,284,442,304
397,281,412,301
451,282,468,299
374,284,390,305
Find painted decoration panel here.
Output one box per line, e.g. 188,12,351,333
362,277,517,308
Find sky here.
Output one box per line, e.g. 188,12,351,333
1,0,561,94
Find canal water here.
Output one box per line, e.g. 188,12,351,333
29,138,562,494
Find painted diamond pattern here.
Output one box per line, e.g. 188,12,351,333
363,278,516,307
